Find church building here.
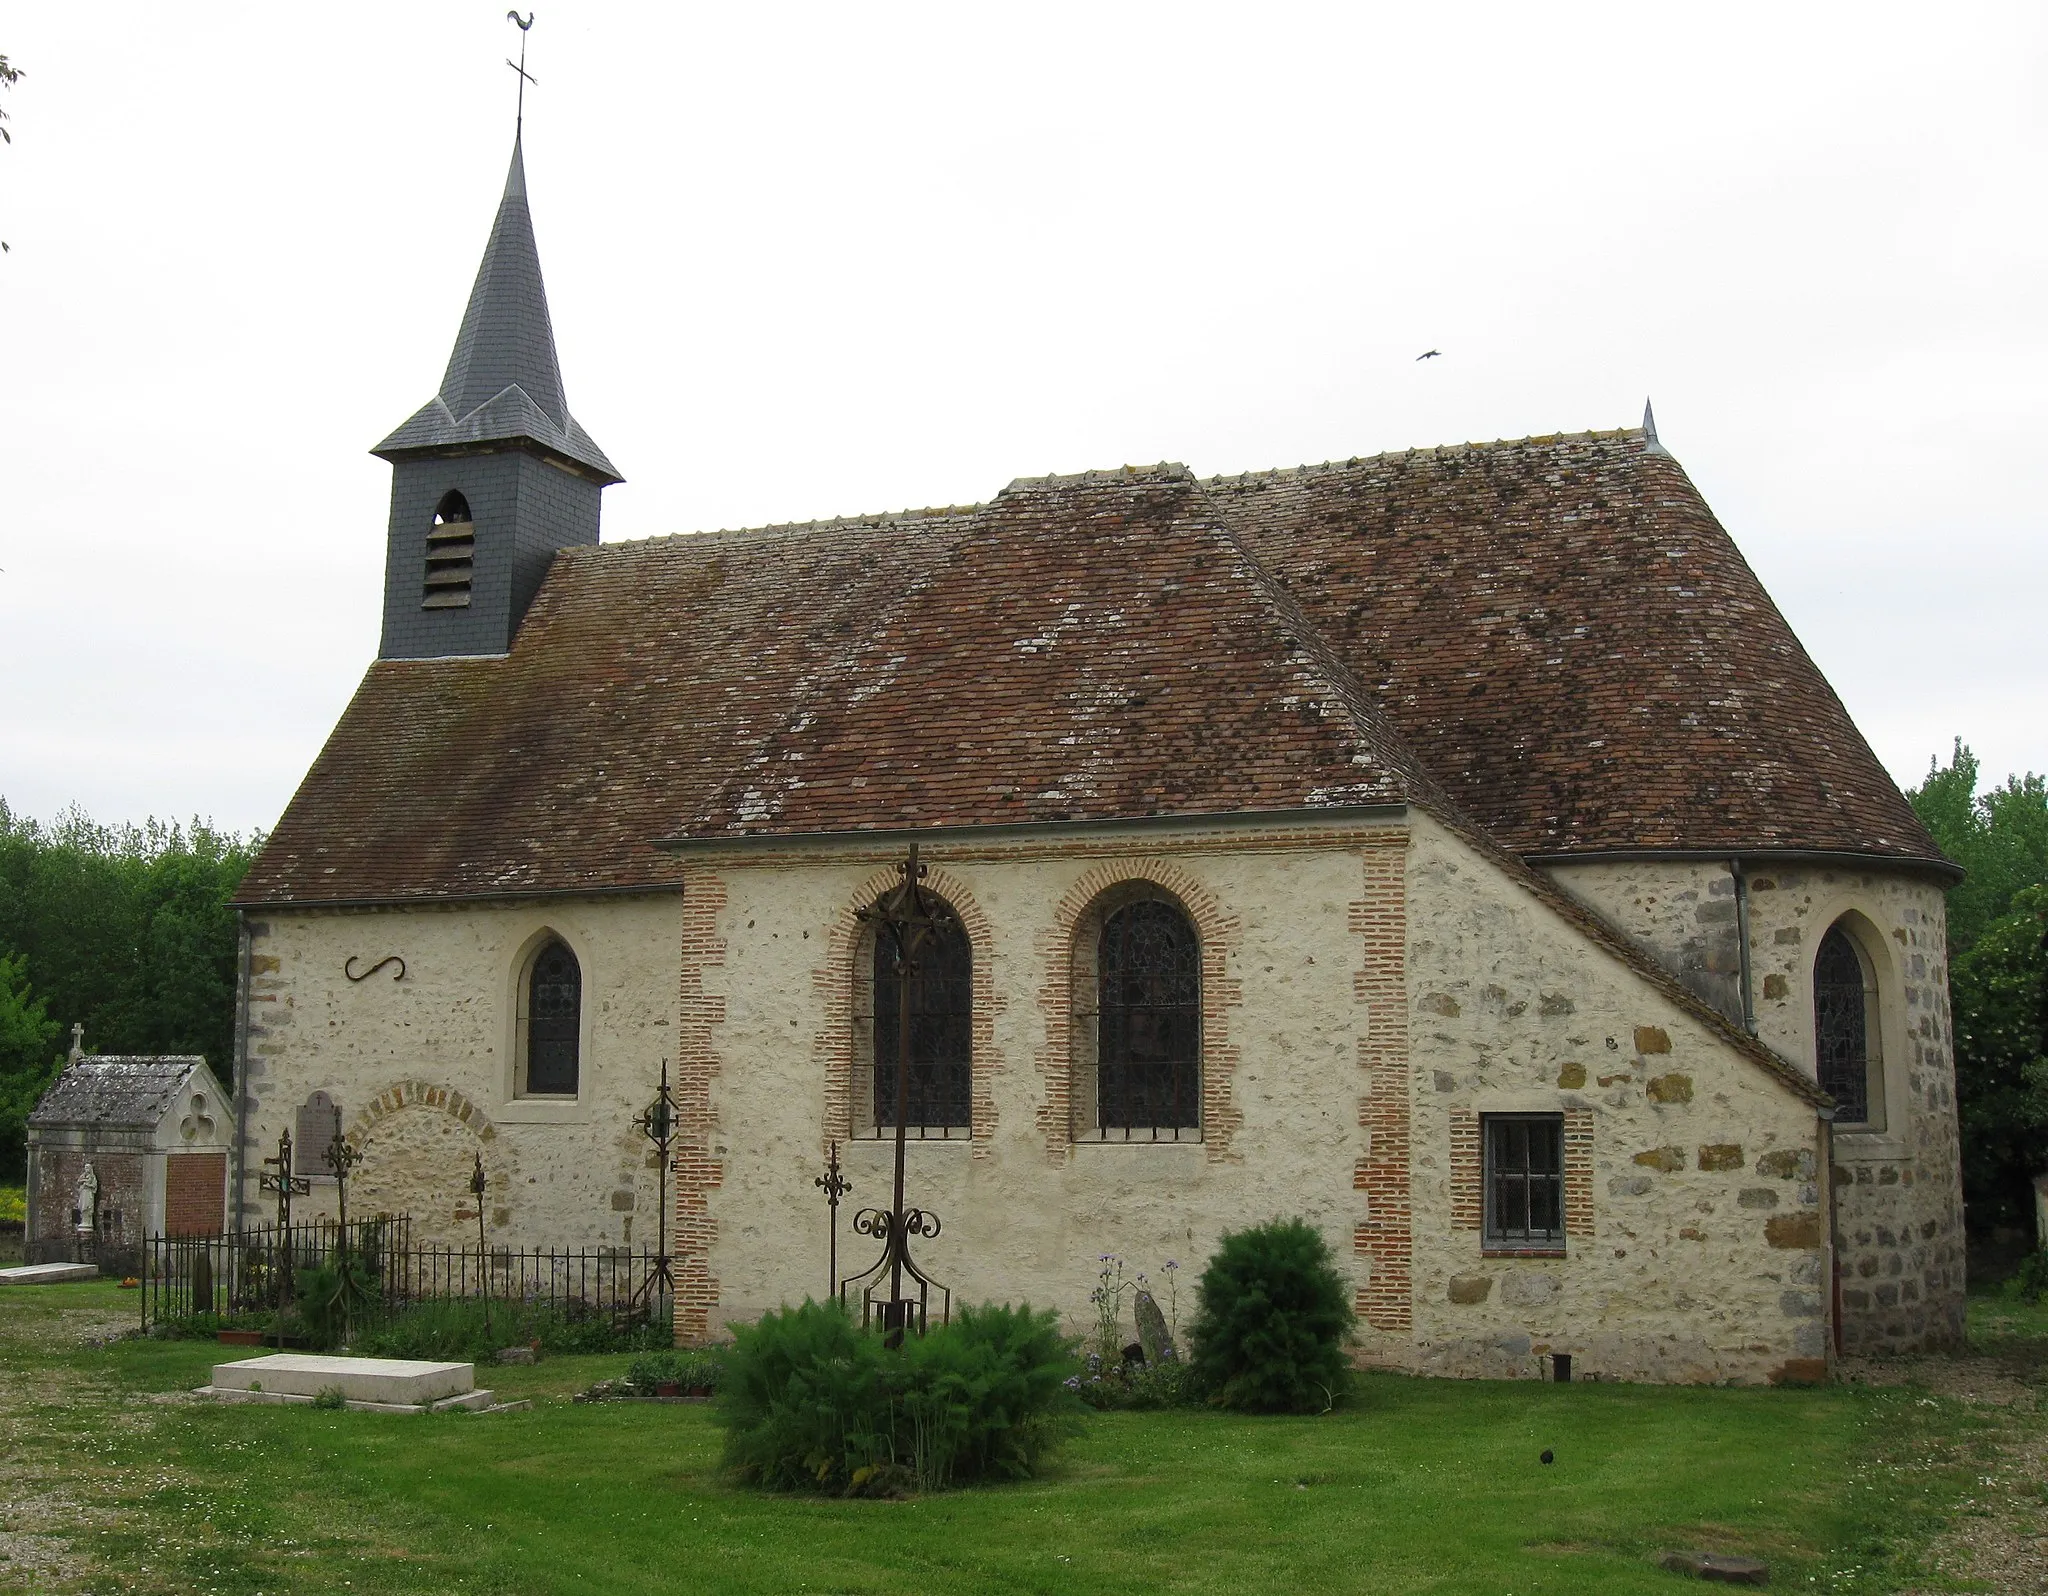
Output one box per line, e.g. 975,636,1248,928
231,133,1965,1381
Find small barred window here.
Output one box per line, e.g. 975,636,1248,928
423,490,475,609
1484,1114,1565,1252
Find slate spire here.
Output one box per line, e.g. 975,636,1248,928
373,135,621,485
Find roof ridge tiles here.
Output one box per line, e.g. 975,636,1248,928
1200,425,1648,487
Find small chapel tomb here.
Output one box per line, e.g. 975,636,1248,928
26,1038,233,1276
198,1353,494,1413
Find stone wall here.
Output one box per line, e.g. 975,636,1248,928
239,895,688,1251
244,813,1854,1380
1402,817,1828,1384
1544,857,1964,1353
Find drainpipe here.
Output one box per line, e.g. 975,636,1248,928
229,911,252,1235
1730,858,1757,1035
1818,1107,1839,1364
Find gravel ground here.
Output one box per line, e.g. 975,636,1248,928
1842,1346,2048,1596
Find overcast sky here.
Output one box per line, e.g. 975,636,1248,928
3,3,2044,839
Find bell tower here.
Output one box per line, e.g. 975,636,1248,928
371,134,621,659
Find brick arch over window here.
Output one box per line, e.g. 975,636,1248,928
815,863,1003,1159
1036,861,1244,1164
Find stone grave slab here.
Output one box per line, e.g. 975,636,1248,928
0,1263,101,1285
197,1354,495,1414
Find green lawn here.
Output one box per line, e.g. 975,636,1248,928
0,1282,2024,1595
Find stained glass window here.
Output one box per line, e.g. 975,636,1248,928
1485,1114,1565,1250
872,915,972,1133
1098,899,1201,1135
526,940,582,1095
1814,925,1870,1124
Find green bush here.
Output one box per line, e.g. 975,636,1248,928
2002,1250,2048,1305
716,1298,1080,1494
1187,1218,1353,1413
627,1349,724,1394
1069,1349,1201,1410
354,1296,670,1362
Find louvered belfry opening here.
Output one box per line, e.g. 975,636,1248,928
423,490,475,609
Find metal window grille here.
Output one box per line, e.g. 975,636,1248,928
527,941,582,1095
1097,899,1201,1138
871,915,971,1134
1484,1114,1565,1250
1813,926,1870,1123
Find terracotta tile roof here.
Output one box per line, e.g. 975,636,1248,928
239,468,1439,904
1214,430,1941,864
238,430,1942,908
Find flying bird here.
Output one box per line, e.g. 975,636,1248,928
1416,349,1441,361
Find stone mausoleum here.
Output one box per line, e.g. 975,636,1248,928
228,130,1965,1381
26,1038,233,1273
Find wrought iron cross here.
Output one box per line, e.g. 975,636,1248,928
506,12,537,135
259,1127,310,1230
848,843,954,1344
468,1152,492,1335
630,1059,680,1309
815,1141,851,1302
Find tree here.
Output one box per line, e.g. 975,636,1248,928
0,800,259,1084
1909,740,2048,955
0,953,61,1183
0,52,20,254
1909,745,2048,1240
1949,886,2048,1236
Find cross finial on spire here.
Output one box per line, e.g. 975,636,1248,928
506,12,536,138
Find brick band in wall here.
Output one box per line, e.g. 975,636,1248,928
674,873,727,1344
1350,833,1412,1331
1035,857,1244,1164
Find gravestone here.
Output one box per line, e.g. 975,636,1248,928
1134,1289,1176,1364
198,1354,497,1413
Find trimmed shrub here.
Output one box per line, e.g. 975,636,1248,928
1187,1218,1353,1413
716,1298,1080,1494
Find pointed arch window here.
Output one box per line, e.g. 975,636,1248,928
424,490,475,610
519,939,582,1097
1814,922,1881,1128
866,910,972,1136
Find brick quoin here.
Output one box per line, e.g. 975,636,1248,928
1450,1107,1595,1241
1563,1110,1595,1238
1349,833,1412,1332
673,873,728,1344
815,862,1003,1157
165,1152,227,1237
1035,857,1244,1164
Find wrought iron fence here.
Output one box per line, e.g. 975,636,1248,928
139,1220,670,1334
142,1217,409,1328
